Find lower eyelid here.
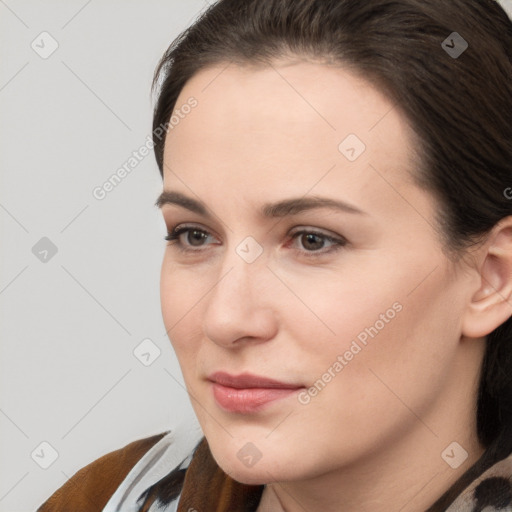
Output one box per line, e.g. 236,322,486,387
290,230,346,245
166,226,346,253
289,238,346,256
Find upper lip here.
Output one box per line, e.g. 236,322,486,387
207,371,303,389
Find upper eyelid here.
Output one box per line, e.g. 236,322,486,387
167,223,346,245
168,223,220,240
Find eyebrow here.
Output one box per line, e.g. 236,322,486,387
155,190,366,218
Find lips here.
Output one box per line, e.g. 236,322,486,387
208,371,302,389
207,371,304,413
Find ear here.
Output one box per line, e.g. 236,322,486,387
462,217,512,338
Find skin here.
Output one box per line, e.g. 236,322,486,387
157,59,512,511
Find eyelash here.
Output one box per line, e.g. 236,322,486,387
164,224,347,258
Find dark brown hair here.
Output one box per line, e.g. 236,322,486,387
151,0,512,508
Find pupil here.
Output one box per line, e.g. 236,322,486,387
188,230,206,246
303,233,323,250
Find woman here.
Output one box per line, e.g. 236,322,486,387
38,0,512,510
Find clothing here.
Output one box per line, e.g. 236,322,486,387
38,425,512,512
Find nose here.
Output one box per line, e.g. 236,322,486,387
202,254,278,348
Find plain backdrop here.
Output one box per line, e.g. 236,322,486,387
0,1,209,510
2,1,512,511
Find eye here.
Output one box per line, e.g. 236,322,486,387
164,224,218,252
164,224,347,257
288,229,347,256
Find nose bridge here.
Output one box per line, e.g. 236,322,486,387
203,236,276,345
211,237,265,306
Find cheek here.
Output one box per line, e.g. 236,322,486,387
280,262,405,361
160,255,208,318
295,263,463,436
160,259,206,357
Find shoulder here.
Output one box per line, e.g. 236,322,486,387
446,450,512,511
37,431,169,512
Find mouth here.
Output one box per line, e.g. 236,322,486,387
207,371,305,413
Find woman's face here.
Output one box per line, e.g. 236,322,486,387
158,60,483,484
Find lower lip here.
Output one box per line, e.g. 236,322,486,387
211,382,302,413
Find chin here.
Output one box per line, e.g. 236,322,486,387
209,443,295,486
217,458,280,486
228,468,271,486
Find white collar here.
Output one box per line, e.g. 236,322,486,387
101,414,203,512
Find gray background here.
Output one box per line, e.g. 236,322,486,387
2,1,512,511
0,2,209,510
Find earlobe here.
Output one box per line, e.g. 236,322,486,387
461,219,512,339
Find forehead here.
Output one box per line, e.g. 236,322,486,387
162,60,421,215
